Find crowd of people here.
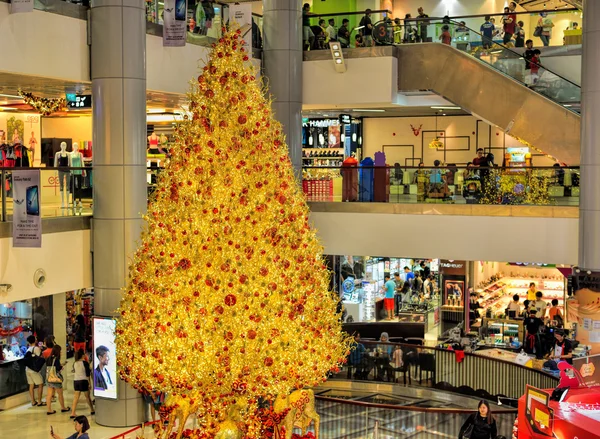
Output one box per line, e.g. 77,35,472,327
380,264,438,320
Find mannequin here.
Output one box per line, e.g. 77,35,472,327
148,132,160,155
70,142,86,210
54,142,70,208
28,131,37,165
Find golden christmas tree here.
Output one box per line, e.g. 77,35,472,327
115,28,352,439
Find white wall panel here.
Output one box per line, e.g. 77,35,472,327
309,211,578,265
0,230,92,303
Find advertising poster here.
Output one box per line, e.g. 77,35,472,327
11,0,34,13
163,0,187,47
12,170,41,248
568,272,600,353
229,3,252,58
93,317,118,400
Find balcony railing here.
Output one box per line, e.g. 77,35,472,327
302,165,580,206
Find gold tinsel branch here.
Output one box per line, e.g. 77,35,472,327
18,89,66,116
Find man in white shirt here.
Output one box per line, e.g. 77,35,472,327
506,294,522,316
534,291,548,319
326,18,337,41
25,335,44,406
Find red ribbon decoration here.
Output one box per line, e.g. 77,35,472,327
0,326,24,337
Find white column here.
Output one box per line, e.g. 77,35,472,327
90,0,147,427
579,0,600,271
262,0,303,173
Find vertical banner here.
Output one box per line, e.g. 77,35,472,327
163,0,187,47
12,170,41,248
11,0,34,14
229,3,252,59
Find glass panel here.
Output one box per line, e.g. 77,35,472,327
302,165,580,207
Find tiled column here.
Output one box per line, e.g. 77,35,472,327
579,0,600,271
90,0,147,427
262,0,302,173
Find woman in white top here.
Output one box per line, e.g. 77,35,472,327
70,349,94,419
506,294,521,316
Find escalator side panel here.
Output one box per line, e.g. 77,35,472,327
396,44,580,165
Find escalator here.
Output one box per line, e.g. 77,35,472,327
393,26,581,164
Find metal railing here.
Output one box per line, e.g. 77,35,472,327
340,340,558,401
302,165,580,206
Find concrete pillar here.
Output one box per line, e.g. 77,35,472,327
90,0,147,427
579,0,600,271
262,0,302,173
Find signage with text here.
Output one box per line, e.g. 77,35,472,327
67,94,92,109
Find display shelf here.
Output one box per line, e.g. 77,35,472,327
483,318,524,344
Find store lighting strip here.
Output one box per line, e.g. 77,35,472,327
351,109,385,112
430,106,461,110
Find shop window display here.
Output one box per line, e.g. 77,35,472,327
0,297,53,399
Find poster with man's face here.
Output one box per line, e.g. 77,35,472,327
93,318,117,399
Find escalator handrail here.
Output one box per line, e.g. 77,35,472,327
378,18,581,90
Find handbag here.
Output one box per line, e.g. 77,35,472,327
462,423,474,439
47,358,63,384
533,26,543,37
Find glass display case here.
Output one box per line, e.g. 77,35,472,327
481,318,524,348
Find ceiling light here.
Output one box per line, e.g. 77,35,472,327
351,109,385,112
430,106,461,110
334,51,341,57
331,44,339,50
335,59,342,64
147,108,167,114
0,93,22,99
0,106,17,111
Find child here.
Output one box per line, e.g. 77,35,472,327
529,49,542,86
439,25,451,45
354,34,364,48
143,389,165,422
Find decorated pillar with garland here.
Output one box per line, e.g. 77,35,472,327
115,27,352,439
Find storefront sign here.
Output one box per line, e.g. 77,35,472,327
67,94,92,109
12,170,41,248
574,355,600,387
440,260,466,275
11,0,34,14
339,114,352,125
302,119,340,128
229,3,252,59
163,0,187,47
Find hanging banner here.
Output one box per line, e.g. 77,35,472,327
163,0,187,47
229,3,252,59
12,170,41,248
11,0,34,14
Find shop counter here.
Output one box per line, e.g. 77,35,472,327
342,321,426,340
0,358,27,400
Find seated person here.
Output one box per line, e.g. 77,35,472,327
376,332,394,381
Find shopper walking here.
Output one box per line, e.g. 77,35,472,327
524,309,545,358
548,299,564,327
458,400,497,439
479,15,496,49
537,12,554,46
439,25,451,45
533,291,548,319
25,335,44,406
43,335,56,359
70,349,94,419
416,7,429,42
383,274,396,320
72,315,87,355
394,272,404,316
515,20,526,47
51,415,90,439
302,3,315,50
359,9,374,47
46,345,70,415
502,2,517,45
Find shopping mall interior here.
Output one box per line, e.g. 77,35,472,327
0,0,598,438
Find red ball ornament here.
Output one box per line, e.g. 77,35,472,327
224,294,237,306
205,89,214,99
247,330,257,340
209,65,217,74
264,357,274,367
238,115,247,125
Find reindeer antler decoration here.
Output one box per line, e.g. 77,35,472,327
410,124,423,136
